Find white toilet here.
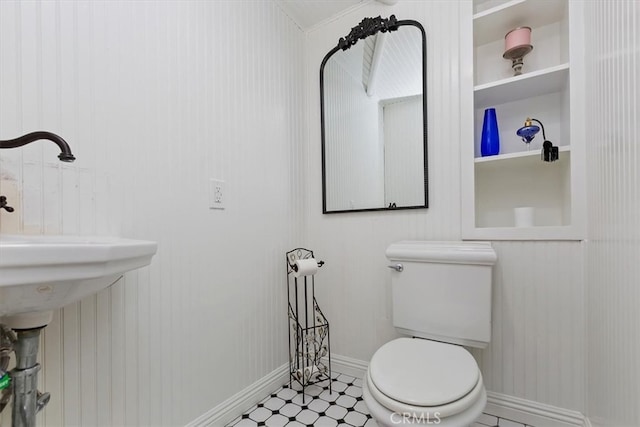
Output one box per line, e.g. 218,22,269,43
362,241,497,426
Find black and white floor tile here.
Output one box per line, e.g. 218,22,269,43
227,372,531,427
472,413,533,427
227,373,374,427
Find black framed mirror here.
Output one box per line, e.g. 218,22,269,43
320,15,427,214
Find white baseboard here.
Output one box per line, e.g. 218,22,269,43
185,354,590,427
485,391,589,427
185,354,367,427
330,354,593,427
329,353,368,379
185,363,289,427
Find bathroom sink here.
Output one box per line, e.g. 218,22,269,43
0,234,157,329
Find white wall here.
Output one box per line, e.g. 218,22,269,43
471,241,584,410
0,1,304,425
305,0,585,413
584,1,640,426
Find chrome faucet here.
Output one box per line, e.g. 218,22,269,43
0,131,75,162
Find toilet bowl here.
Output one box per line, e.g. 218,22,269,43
362,337,486,426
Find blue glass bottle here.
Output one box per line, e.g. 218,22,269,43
480,108,500,156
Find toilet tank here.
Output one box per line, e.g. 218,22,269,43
386,241,497,349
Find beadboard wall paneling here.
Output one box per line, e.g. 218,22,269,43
305,0,585,413
0,1,304,426
471,241,584,412
584,1,640,425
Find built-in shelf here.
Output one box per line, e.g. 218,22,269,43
474,63,569,108
474,150,571,232
473,0,568,47
475,145,570,163
462,0,584,241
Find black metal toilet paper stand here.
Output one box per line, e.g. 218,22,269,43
285,248,332,402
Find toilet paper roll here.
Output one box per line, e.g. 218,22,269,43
293,258,318,278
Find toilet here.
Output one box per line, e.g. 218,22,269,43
362,241,497,426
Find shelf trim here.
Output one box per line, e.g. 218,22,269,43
473,0,526,21
475,145,570,163
474,63,570,93
463,224,583,241
474,62,570,109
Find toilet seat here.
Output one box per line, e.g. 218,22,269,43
367,338,484,419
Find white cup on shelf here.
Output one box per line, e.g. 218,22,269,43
514,207,535,227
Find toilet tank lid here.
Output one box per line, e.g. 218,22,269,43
386,241,497,265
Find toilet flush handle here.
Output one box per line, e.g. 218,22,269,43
387,263,403,272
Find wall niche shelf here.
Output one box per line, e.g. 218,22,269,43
475,145,570,164
473,0,568,46
474,63,569,108
461,0,586,241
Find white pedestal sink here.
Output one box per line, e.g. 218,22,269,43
0,234,157,329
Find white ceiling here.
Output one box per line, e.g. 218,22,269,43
275,0,366,30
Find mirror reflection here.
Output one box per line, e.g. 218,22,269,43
320,17,427,213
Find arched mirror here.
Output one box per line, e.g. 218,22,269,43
320,15,427,213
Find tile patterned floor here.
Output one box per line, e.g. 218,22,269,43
473,412,534,427
227,373,373,427
227,372,533,427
